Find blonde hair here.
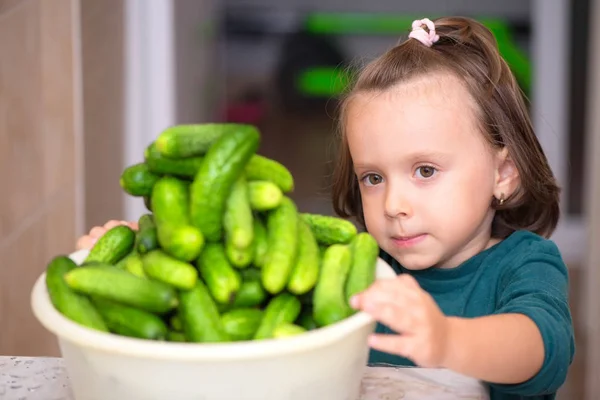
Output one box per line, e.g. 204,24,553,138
332,16,560,239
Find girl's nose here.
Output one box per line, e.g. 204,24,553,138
384,186,412,219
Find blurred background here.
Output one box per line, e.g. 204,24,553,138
0,0,598,398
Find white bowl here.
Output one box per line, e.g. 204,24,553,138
31,249,396,400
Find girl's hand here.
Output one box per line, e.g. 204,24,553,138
350,274,450,368
76,220,138,250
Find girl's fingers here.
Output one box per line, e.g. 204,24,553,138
368,301,416,334
126,221,139,230
76,235,96,250
352,276,420,311
351,275,425,333
76,220,137,251
89,226,106,239
104,219,130,230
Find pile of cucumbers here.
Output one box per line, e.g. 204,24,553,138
45,123,380,343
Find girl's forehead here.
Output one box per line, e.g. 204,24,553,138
350,73,476,111
348,78,478,132
345,75,490,158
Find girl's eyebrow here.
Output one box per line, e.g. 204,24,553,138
353,151,451,171
405,150,452,162
353,163,371,169
353,163,378,172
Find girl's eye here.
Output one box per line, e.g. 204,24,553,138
416,166,437,179
363,174,383,186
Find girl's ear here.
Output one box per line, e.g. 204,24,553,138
494,147,519,200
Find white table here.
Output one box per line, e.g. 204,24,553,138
0,356,489,400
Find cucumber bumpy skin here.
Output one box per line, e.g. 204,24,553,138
155,123,251,158
45,256,108,332
64,265,179,314
287,217,320,295
179,280,230,343
190,126,260,242
345,232,379,302
85,225,136,265
300,213,357,245
253,293,301,340
312,244,353,327
223,176,254,255
261,196,299,294
151,176,204,262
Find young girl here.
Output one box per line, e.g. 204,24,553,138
332,16,574,400
77,16,574,400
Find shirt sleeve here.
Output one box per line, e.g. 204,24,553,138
487,239,576,396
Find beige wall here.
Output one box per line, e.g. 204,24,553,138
0,0,81,356
80,0,126,228
0,0,126,357
585,0,600,396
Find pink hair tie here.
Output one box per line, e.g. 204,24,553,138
409,18,439,47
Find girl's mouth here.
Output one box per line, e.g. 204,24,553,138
391,234,427,248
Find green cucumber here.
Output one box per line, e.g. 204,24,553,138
45,256,108,332
143,196,153,212
245,155,294,193
167,330,187,342
262,196,299,294
313,244,353,327
223,176,254,268
190,126,260,242
254,293,302,340
148,140,292,192
64,265,178,314
138,212,157,232
114,249,134,269
224,176,254,248
252,217,269,268
155,123,251,158
121,250,146,278
231,268,267,308
136,213,159,254
345,233,379,301
142,250,198,290
287,217,320,295
221,308,264,341
170,315,183,332
226,245,254,269
92,297,168,340
145,141,204,178
196,243,242,304
120,163,160,196
319,245,328,257
301,213,357,245
248,181,283,211
273,323,306,338
151,177,204,262
85,225,136,265
157,224,204,262
179,281,229,342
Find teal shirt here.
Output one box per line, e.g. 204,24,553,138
370,230,575,400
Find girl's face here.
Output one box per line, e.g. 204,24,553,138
346,74,513,270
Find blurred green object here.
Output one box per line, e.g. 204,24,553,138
297,66,351,97
298,13,531,98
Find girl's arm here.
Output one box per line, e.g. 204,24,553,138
354,251,574,396
444,256,574,394
443,313,544,384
